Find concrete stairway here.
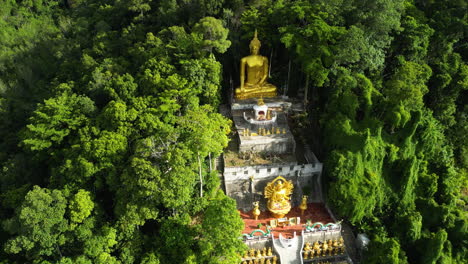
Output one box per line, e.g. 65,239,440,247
214,154,224,172
272,231,304,264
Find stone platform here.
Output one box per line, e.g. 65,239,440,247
231,96,292,111
233,110,296,155
240,203,334,238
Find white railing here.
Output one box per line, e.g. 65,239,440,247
224,163,323,182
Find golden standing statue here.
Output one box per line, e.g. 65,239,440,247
235,30,277,100
303,242,311,259
252,201,261,220
322,242,328,257
299,195,308,216
264,176,294,218
313,242,321,257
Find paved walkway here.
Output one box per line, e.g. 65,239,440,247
341,223,358,263
272,232,304,264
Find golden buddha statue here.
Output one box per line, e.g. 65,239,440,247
235,30,277,100
264,176,293,218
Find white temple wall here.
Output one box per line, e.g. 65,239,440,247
224,162,323,212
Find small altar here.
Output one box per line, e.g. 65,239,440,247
240,203,334,238
232,97,296,155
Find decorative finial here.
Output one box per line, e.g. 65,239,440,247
257,96,265,106
250,29,261,48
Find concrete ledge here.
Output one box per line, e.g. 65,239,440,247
224,163,323,182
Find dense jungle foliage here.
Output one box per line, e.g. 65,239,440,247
0,0,466,263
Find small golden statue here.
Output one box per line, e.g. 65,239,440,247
299,195,308,216
235,30,277,100
267,247,272,256
256,249,262,258
322,242,328,257
264,176,294,218
304,250,310,259
252,201,261,220
327,240,333,256
249,248,255,257
313,242,321,257
332,239,339,255
272,256,278,264
266,259,271,264
304,242,311,252
262,247,267,256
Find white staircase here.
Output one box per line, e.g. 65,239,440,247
272,231,304,264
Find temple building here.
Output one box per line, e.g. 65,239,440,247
219,31,354,264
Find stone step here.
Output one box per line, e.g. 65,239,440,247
272,232,304,264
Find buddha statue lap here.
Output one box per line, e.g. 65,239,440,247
235,30,277,100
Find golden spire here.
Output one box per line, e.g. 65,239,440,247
257,96,265,106
249,29,261,49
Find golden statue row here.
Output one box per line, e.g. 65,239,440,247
242,127,286,137
241,257,277,264
303,238,345,259
235,30,277,100
242,247,277,264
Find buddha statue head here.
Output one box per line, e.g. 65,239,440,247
249,30,261,55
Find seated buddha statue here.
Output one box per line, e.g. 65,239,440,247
264,176,293,218
235,30,277,100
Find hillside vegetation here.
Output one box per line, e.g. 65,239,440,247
0,1,466,264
